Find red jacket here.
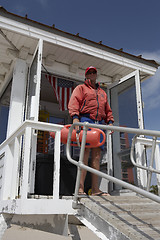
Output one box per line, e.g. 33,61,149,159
68,79,114,124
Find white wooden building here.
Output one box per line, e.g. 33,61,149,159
0,6,160,239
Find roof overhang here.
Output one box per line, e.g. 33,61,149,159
0,6,159,92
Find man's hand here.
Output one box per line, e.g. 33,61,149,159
109,123,114,135
73,118,80,133
73,118,81,147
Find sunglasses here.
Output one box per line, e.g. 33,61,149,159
86,70,97,75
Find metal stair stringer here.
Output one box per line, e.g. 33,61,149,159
75,197,130,240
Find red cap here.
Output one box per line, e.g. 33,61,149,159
85,66,97,76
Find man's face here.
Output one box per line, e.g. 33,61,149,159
86,69,97,81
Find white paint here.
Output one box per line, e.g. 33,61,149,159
136,137,160,192
26,39,43,121
10,137,21,199
0,199,75,215
135,141,147,188
0,59,27,201
135,69,144,129
155,145,160,195
0,15,157,76
20,127,32,199
53,130,61,200
25,40,43,194
0,121,69,212
30,96,36,119
7,59,27,136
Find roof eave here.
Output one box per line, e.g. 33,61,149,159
0,6,159,69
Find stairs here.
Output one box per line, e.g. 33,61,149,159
76,194,160,240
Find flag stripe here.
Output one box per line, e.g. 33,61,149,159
45,74,74,111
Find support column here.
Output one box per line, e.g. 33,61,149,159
7,59,28,136
1,59,27,200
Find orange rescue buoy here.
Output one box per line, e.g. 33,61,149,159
50,124,106,148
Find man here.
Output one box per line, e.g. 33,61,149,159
68,66,114,196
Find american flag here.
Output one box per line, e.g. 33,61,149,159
46,74,74,111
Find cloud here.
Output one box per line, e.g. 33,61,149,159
140,50,160,111
144,91,160,110
142,69,160,99
13,0,48,15
35,0,48,7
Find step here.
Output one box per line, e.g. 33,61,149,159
78,195,160,239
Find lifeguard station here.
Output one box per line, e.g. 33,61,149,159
0,6,160,239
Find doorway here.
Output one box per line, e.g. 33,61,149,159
110,75,140,189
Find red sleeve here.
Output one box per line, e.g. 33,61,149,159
68,85,83,118
105,97,114,124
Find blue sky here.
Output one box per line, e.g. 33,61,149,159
1,0,160,132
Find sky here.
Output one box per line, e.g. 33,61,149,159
1,0,160,132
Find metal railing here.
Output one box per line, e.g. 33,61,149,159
66,122,160,208
0,120,63,201
131,135,160,191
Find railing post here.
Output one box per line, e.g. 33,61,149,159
0,153,5,201
0,144,14,200
28,131,37,194
135,141,147,189
155,144,160,195
147,137,157,191
20,126,32,199
73,124,88,208
53,129,61,200
10,136,21,199
107,131,113,191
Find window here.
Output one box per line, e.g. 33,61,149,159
0,81,12,144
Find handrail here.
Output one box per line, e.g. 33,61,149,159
66,122,160,208
130,135,160,174
130,134,160,192
0,120,63,151
0,120,63,200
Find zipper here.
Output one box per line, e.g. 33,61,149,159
95,92,99,120
80,99,86,112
